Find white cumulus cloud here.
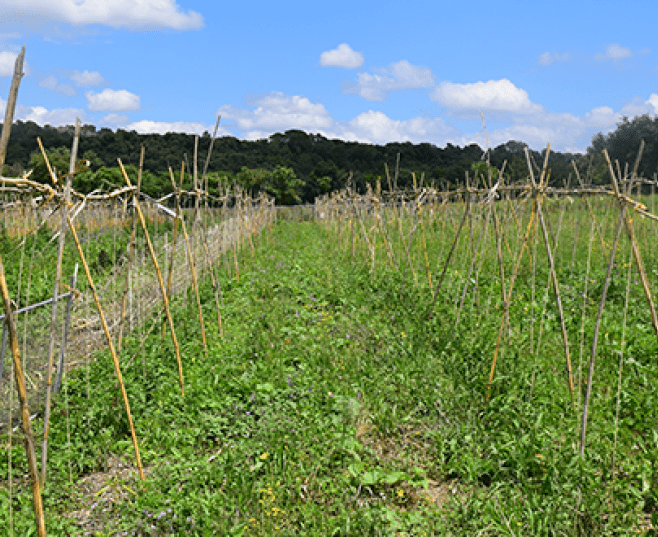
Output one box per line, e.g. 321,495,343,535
217,91,457,145
430,79,543,115
2,0,203,30
100,113,131,127
646,93,658,111
341,111,457,145
595,43,632,61
219,92,334,135
125,120,225,136
18,105,86,126
39,74,76,96
610,95,658,119
86,88,140,111
456,92,658,154
70,70,107,87
319,43,364,69
344,60,436,101
0,99,88,126
538,51,570,66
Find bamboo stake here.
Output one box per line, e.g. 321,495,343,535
414,173,433,296
579,145,645,457
394,152,400,191
118,146,145,354
0,254,47,537
193,135,200,225
198,115,225,332
484,166,508,306
525,146,575,400
575,220,595,411
198,212,224,335
118,160,185,395
66,214,144,480
173,174,208,357
579,187,627,457
427,190,471,320
162,164,185,339
373,183,398,271
232,188,241,283
569,162,587,278
201,116,221,184
487,193,539,398
466,173,481,311
606,148,658,344
54,265,78,394
41,117,79,486
455,202,492,327
0,45,26,172
610,232,634,505
37,138,58,188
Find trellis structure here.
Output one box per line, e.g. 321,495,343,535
1,118,275,534
315,144,658,460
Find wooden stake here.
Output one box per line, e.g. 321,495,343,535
198,188,224,336
414,173,433,297
487,195,539,398
162,164,185,339
174,177,208,357
525,146,575,400
426,191,471,320
0,45,26,172
118,160,185,395
579,169,628,457
66,215,144,480
0,253,47,536
41,117,80,486
605,145,658,343
118,146,145,354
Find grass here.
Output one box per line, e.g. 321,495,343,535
2,207,658,535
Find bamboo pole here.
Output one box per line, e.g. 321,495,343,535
579,171,628,457
484,166,508,306
118,160,185,395
173,174,208,357
455,199,492,328
0,45,26,172
487,193,539,398
413,173,433,296
66,214,144,479
525,146,575,400
605,147,658,344
201,115,221,185
118,146,145,354
198,194,224,336
0,254,47,537
373,180,398,271
426,190,471,320
385,168,417,287
193,135,200,225
41,117,80,486
162,164,185,339
54,265,78,394
568,162,587,278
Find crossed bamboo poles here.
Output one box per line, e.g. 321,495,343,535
316,146,658,458
1,133,275,537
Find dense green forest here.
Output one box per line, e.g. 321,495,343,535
1,115,654,204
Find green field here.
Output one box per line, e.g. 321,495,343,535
2,193,658,534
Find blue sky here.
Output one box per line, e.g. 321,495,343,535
0,0,656,153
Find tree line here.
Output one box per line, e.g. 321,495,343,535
0,117,653,204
